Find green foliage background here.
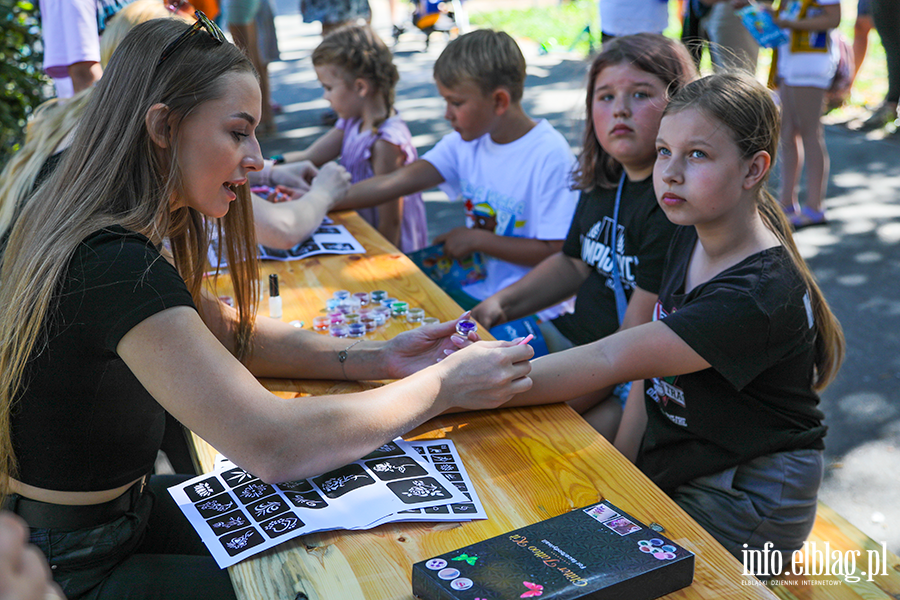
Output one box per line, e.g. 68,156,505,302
1,0,46,169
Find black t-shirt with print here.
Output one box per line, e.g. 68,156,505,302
638,226,826,493
553,176,677,346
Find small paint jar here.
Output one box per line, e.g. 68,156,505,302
312,316,330,331
373,311,387,327
352,292,370,306
406,307,425,323
329,325,348,338
344,313,360,324
333,290,350,301
360,314,377,332
289,320,304,328
348,323,366,337
339,298,362,314
325,297,340,312
381,297,398,308
422,316,440,327
373,306,391,321
456,319,477,337
391,301,409,317
370,290,387,303
328,312,345,326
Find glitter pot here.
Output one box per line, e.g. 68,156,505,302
329,325,348,338
352,292,370,306
325,298,340,311
406,307,424,323
456,319,477,336
360,315,377,332
381,297,398,308
391,301,409,317
370,290,387,303
373,306,391,321
333,290,350,301
328,312,345,325
312,316,330,331
348,323,366,337
422,317,440,326
344,313,360,324
373,312,387,327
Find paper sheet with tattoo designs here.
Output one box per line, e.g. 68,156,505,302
356,439,487,529
168,441,467,568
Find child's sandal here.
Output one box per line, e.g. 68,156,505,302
789,206,827,230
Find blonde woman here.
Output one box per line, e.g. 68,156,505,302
0,16,532,598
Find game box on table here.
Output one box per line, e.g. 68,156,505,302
412,500,694,600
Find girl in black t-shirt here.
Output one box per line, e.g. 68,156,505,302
471,34,696,439
511,73,845,570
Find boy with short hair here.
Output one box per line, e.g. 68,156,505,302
338,29,578,318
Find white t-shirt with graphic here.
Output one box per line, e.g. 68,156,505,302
422,120,579,319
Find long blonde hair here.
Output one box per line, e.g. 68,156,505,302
0,0,184,251
664,73,844,391
0,18,260,493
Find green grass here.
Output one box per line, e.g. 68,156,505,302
468,0,887,115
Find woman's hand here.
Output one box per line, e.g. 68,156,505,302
308,162,351,210
0,512,65,600
383,312,480,379
432,340,534,412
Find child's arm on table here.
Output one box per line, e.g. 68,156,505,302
506,320,710,407
472,252,588,329
370,138,407,248
279,128,344,167
336,159,444,211
435,227,563,267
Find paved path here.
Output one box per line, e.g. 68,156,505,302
260,0,900,553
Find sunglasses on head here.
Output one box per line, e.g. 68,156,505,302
156,10,226,67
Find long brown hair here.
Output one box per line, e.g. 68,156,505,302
574,33,698,191
664,73,844,391
0,18,260,493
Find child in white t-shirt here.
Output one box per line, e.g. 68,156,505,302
338,29,579,318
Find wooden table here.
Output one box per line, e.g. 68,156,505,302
192,211,774,600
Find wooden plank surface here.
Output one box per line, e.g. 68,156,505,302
191,212,775,600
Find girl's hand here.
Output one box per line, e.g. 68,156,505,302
271,160,318,192
383,312,479,378
471,297,505,330
433,227,487,259
432,340,534,412
308,162,351,210
266,185,302,203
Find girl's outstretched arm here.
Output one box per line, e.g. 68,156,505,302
506,320,711,407
281,127,345,167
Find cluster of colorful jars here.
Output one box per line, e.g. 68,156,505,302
311,290,439,338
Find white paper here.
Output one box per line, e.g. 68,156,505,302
169,441,467,568
357,439,487,529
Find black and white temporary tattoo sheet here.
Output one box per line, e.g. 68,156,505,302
356,439,487,529
168,441,467,568
207,219,366,270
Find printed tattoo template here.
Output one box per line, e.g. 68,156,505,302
169,441,467,568
357,439,487,529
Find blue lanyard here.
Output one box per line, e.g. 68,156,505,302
610,172,628,326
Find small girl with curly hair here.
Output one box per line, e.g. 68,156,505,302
280,24,427,251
